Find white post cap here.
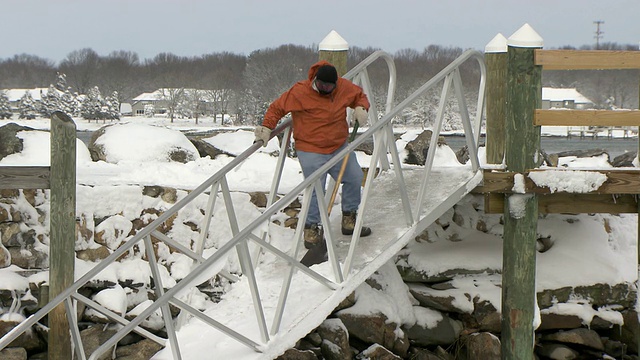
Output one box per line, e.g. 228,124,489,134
319,30,349,51
485,33,508,53
508,23,543,48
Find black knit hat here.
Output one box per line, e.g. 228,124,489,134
316,65,338,83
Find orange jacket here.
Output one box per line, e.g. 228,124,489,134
262,60,370,154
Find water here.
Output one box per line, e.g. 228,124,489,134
77,131,93,145
443,135,638,160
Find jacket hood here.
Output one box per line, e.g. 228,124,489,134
307,60,334,81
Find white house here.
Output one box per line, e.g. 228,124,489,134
131,88,226,117
131,91,165,115
119,102,132,116
3,88,48,110
131,88,206,116
541,87,594,110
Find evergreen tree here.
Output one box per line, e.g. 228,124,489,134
18,91,37,119
80,86,103,120
105,91,120,120
0,91,12,119
40,85,62,117
54,72,68,92
60,87,80,116
143,104,154,117
80,87,118,121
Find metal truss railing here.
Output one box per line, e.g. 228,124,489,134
0,49,485,360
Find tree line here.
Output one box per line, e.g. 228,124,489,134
0,42,637,126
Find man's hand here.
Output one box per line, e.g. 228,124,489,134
353,106,368,126
254,125,271,147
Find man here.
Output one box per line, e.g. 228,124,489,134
254,60,372,258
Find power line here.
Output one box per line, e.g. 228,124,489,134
593,20,604,49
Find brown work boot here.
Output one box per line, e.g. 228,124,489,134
303,223,323,249
341,211,372,237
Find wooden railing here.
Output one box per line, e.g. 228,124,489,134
0,111,76,360
483,40,640,359
0,166,50,189
484,49,640,215
534,50,640,127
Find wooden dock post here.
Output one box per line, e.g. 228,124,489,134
501,24,543,360
484,33,508,165
49,111,76,360
318,30,348,76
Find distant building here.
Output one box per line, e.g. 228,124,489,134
541,87,594,110
3,88,51,111
131,88,218,117
120,102,132,116
131,90,167,116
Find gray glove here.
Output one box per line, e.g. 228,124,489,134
254,125,271,147
353,106,368,126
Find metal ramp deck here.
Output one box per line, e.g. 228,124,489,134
0,50,486,360
154,167,482,359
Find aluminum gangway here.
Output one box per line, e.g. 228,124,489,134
0,49,486,360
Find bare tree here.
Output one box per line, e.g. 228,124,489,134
0,54,55,88
100,50,142,102
144,52,190,89
59,48,102,94
240,44,316,124
2,41,638,116
204,88,235,124
191,52,245,124
244,45,316,102
157,88,185,122
183,89,206,124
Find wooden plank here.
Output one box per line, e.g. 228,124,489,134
484,192,638,214
535,50,640,70
637,71,640,274
534,109,640,127
49,111,76,360
502,43,540,359
485,51,508,164
0,166,50,189
477,169,640,195
483,193,505,214
319,50,347,77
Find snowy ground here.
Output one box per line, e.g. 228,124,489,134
0,115,637,359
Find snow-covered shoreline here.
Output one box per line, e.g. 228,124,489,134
0,117,638,359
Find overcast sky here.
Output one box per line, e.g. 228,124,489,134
2,0,639,64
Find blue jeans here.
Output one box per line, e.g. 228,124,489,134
297,142,364,226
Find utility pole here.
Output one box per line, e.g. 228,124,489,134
594,20,604,49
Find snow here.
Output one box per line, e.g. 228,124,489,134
529,169,608,193
95,215,132,250
338,262,416,327
3,88,52,102
507,23,544,48
557,153,613,168
86,284,127,320
0,130,91,166
512,173,526,193
542,87,593,104
318,30,349,51
0,267,30,291
127,300,165,330
484,33,507,53
540,302,624,327
0,116,637,359
94,123,199,164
